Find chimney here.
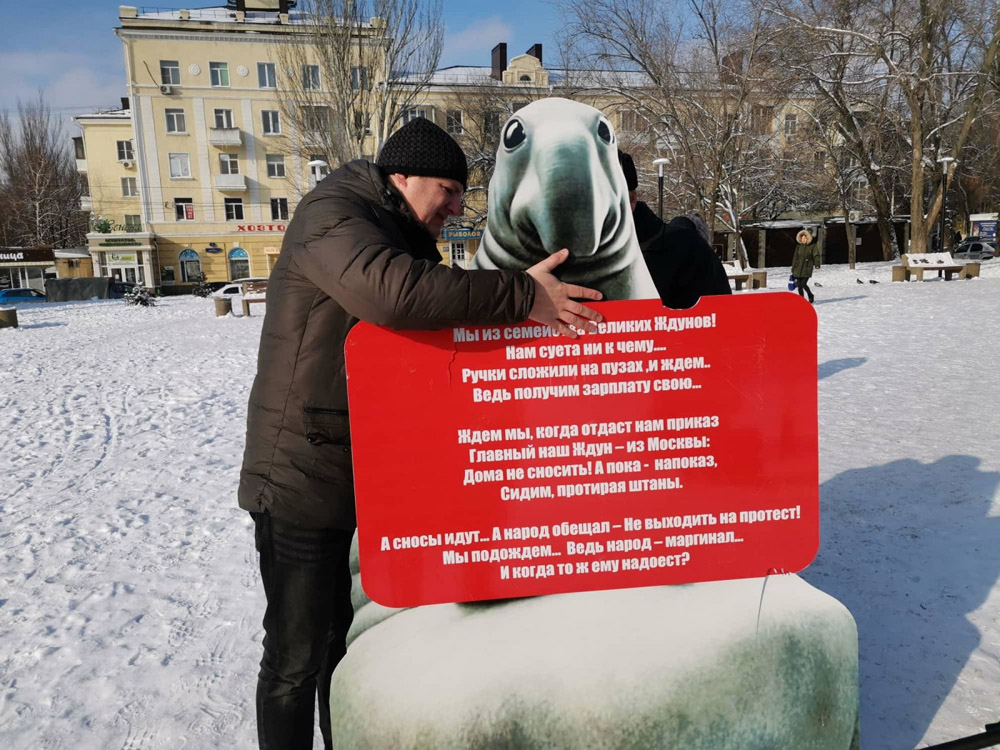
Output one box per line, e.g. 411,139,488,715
491,43,507,81
526,44,542,65
120,96,130,111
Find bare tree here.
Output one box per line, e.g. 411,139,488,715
558,0,791,263
0,94,86,248
272,0,443,193
770,0,1000,256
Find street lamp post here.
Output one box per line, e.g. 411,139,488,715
937,156,955,250
653,158,670,220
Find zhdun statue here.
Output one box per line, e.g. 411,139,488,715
471,97,658,301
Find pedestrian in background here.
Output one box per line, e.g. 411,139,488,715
792,228,821,303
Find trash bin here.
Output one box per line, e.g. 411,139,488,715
0,308,17,329
214,297,232,317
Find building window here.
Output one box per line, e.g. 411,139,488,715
353,110,371,136
619,109,648,133
451,242,466,267
258,62,276,88
169,153,191,178
73,136,85,159
214,108,234,129
121,177,138,197
175,198,194,221
219,153,240,175
124,215,142,232
302,64,320,90
350,66,369,91
79,173,90,196
270,197,289,220
262,110,280,135
401,108,426,125
116,140,134,161
784,113,797,136
266,154,286,178
301,106,330,132
750,105,773,135
485,110,501,140
165,108,186,133
228,247,250,280
446,110,463,135
224,197,244,220
179,248,201,281
210,62,230,87
851,179,868,202
160,60,180,85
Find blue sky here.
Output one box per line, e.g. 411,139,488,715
3,1,563,126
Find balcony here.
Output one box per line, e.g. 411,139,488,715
80,195,93,211
208,127,242,146
76,158,88,172
215,173,247,191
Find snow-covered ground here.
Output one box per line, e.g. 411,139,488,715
1,260,998,749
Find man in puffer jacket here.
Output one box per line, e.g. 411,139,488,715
238,118,604,750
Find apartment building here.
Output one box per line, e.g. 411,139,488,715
77,2,822,288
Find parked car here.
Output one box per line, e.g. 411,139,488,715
952,240,996,261
109,281,138,299
0,288,46,303
210,277,269,299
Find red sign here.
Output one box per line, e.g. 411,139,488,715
236,224,286,232
345,295,818,607
185,204,195,221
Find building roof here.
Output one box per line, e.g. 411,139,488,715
399,65,653,89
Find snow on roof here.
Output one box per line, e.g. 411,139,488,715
397,65,653,88
129,6,365,26
74,110,131,121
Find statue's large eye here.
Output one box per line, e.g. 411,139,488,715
597,117,614,144
503,118,526,149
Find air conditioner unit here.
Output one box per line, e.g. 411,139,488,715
121,160,134,169
848,210,863,223
160,84,174,95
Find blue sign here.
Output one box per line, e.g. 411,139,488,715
441,228,484,241
973,220,997,241
204,244,223,254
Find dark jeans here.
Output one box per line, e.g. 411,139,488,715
795,277,814,303
251,511,355,750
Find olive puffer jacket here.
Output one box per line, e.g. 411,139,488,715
792,241,821,279
238,160,535,529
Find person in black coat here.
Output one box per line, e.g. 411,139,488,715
618,151,732,309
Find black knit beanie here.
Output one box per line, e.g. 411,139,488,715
377,117,468,189
618,149,638,191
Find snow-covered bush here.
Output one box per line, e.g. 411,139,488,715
190,273,213,298
123,285,156,307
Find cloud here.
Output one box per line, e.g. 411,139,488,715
442,16,514,66
0,52,124,133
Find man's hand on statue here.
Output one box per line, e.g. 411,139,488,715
526,249,604,339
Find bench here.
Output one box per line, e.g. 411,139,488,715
722,259,767,291
241,280,268,316
894,252,980,282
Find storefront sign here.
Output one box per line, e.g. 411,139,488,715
237,224,286,232
442,228,484,241
345,295,819,607
971,219,997,240
98,238,140,247
108,253,137,265
0,247,56,263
